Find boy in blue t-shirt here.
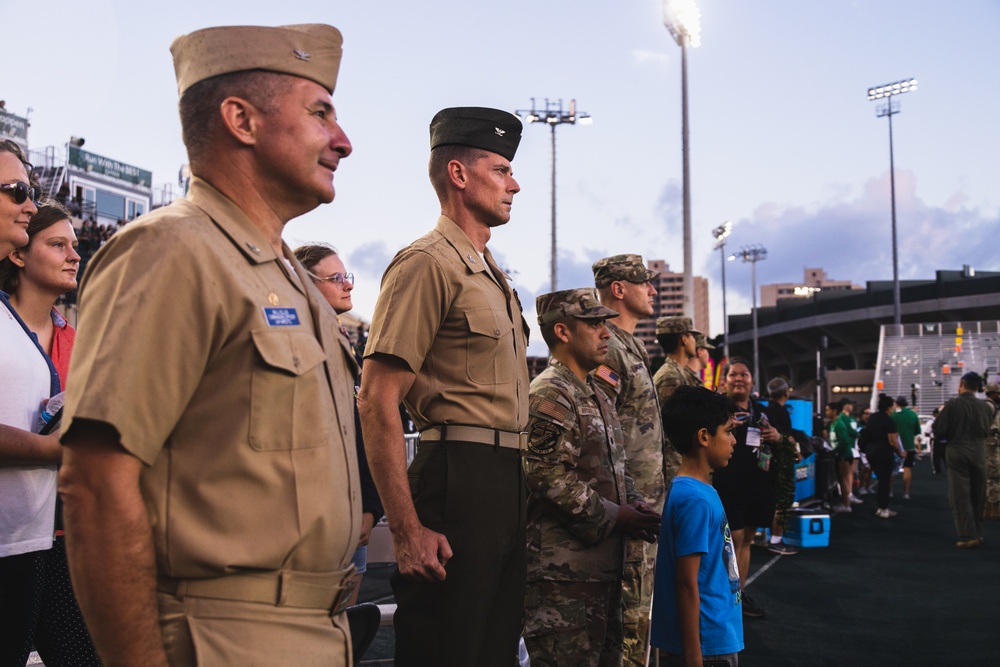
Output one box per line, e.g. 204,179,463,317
652,385,744,666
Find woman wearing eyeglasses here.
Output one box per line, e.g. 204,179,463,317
294,243,382,608
0,141,64,664
0,199,99,666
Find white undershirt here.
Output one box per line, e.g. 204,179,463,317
0,300,57,557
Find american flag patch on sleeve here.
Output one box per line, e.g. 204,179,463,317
536,398,570,422
594,364,620,388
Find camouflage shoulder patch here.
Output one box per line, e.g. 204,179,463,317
594,364,620,388
528,420,562,455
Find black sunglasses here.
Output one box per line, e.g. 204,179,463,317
0,181,40,205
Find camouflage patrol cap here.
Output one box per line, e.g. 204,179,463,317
986,382,1000,395
536,288,619,326
591,254,659,288
171,24,344,96
695,333,715,350
430,107,522,161
655,316,701,336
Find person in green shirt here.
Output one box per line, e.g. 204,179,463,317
832,399,861,512
892,396,922,499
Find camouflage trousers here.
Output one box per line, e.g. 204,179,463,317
524,579,622,667
621,539,657,667
986,443,1000,519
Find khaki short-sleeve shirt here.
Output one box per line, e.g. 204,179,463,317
364,216,530,432
62,177,360,578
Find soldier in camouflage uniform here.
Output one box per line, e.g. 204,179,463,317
592,254,664,667
524,288,662,667
984,383,1000,519
654,317,703,494
690,333,715,390
653,316,702,407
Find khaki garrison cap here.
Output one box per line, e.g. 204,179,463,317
536,288,619,326
592,254,660,288
171,24,344,96
656,316,701,336
430,107,522,162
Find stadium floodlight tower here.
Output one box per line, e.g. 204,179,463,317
729,244,767,394
713,221,732,358
867,78,917,329
515,98,592,291
663,0,701,318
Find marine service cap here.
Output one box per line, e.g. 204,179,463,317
171,24,344,96
656,316,701,336
429,107,522,162
536,288,619,326
592,254,659,288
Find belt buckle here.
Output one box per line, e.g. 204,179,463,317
518,431,529,453
330,573,358,615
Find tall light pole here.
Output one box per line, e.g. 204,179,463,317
730,244,767,393
516,98,592,291
663,0,701,318
868,78,917,329
712,221,732,359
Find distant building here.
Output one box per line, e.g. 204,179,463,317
32,144,154,227
727,268,1000,393
634,259,709,362
760,267,862,308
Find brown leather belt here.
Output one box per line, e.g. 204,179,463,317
157,564,357,615
421,424,528,451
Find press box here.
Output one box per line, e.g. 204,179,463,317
782,513,830,548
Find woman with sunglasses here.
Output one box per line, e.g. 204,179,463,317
294,243,382,607
0,199,99,665
0,141,64,664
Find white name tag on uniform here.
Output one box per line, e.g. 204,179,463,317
746,427,762,448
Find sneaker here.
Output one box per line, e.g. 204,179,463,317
742,594,767,618
832,504,852,514
849,494,863,505
956,539,982,549
857,487,869,496
768,541,799,556
876,508,898,518
904,493,911,500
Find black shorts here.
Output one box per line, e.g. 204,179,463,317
903,450,916,468
713,470,776,532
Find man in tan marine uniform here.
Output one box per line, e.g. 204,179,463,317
359,107,530,667
591,254,664,666
58,24,359,667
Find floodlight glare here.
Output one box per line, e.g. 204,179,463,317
867,78,917,101
663,0,702,48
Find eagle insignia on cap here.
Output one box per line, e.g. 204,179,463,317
293,49,311,61
495,127,506,137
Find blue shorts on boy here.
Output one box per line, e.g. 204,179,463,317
651,476,744,655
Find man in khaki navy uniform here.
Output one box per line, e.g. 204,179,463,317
591,254,664,667
58,24,359,667
358,107,530,667
523,288,661,667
